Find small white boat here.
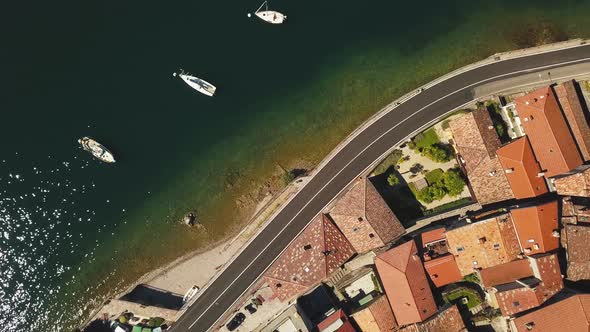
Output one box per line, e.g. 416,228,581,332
78,137,115,163
174,70,216,97
252,1,286,24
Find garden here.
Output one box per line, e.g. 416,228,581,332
442,287,482,310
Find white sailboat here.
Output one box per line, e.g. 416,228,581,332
250,1,286,24
173,69,216,97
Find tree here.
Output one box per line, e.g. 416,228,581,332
421,145,451,162
415,183,446,203
410,163,424,174
442,169,466,196
387,173,400,187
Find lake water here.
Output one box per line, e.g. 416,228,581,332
2,0,590,330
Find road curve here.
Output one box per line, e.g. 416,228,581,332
173,43,590,332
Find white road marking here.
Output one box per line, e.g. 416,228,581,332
189,55,590,331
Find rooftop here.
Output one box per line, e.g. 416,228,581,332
445,214,521,275
375,240,437,326
509,201,560,255
511,294,590,332
515,86,582,177
316,309,356,332
351,295,398,332
329,177,405,253
480,259,533,288
553,164,590,197
264,214,356,301
564,223,590,281
449,109,514,205
397,304,467,332
554,80,590,161
496,136,548,199
423,254,463,288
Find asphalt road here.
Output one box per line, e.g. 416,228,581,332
173,43,590,332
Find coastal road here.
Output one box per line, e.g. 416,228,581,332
173,43,590,331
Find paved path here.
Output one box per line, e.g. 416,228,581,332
171,43,590,332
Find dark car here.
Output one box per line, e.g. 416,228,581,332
245,303,257,314
226,312,246,331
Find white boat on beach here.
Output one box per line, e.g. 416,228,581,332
251,1,286,24
78,137,116,163
174,70,216,97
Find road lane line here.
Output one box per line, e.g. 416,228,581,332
188,56,590,331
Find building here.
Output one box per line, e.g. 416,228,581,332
350,295,398,332
496,136,548,199
510,294,590,332
445,213,521,275
554,80,590,161
397,305,467,332
260,304,310,332
264,214,356,301
561,196,590,223
329,176,405,253
374,240,437,326
553,164,590,197
316,309,356,332
420,228,462,288
479,254,563,316
515,86,582,177
297,284,340,330
509,201,559,255
563,223,590,281
449,108,514,205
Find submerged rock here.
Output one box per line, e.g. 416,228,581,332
183,212,198,226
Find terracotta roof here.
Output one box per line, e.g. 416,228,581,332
421,227,446,246
509,201,559,255
480,259,533,288
368,295,398,332
445,214,521,275
554,80,590,161
515,86,582,177
496,136,548,199
449,110,514,205
565,224,590,281
329,177,405,253
264,214,356,301
375,241,437,326
397,305,467,332
553,165,590,197
317,309,356,332
512,294,590,332
424,254,463,288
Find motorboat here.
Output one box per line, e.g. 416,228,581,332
78,137,115,163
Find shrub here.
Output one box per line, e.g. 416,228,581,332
441,119,450,130
425,168,444,184
463,273,480,284
407,141,416,150
442,169,466,196
415,183,446,203
410,163,424,174
414,128,440,149
148,317,165,327
373,149,403,176
421,144,451,162
387,173,400,187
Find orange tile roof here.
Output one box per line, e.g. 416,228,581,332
375,241,437,326
553,165,590,197
512,294,590,332
480,259,533,288
397,305,467,332
421,227,446,246
317,309,356,332
449,110,514,205
264,214,356,301
330,177,405,253
515,86,582,177
510,201,559,255
554,80,590,161
496,136,548,199
423,254,463,288
368,295,398,332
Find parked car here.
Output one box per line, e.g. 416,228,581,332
226,312,246,331
245,303,257,314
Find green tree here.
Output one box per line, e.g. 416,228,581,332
442,169,466,196
387,173,400,187
421,145,451,162
416,183,446,203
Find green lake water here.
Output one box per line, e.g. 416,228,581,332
2,0,590,330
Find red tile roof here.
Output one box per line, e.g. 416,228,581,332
317,309,356,332
375,241,437,326
264,214,356,301
564,224,590,281
421,227,446,246
424,254,463,288
512,294,590,332
449,109,514,205
480,259,533,288
515,86,582,177
397,305,467,332
330,177,405,253
510,201,559,255
369,295,398,332
554,80,590,161
496,136,548,199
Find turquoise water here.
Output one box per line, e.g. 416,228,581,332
2,0,590,330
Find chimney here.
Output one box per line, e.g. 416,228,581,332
552,230,560,238
537,172,545,177
505,168,514,174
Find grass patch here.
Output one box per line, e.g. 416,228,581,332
441,119,450,130
463,273,480,284
443,287,482,309
372,149,403,176
423,197,472,216
413,128,440,150
425,168,444,184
